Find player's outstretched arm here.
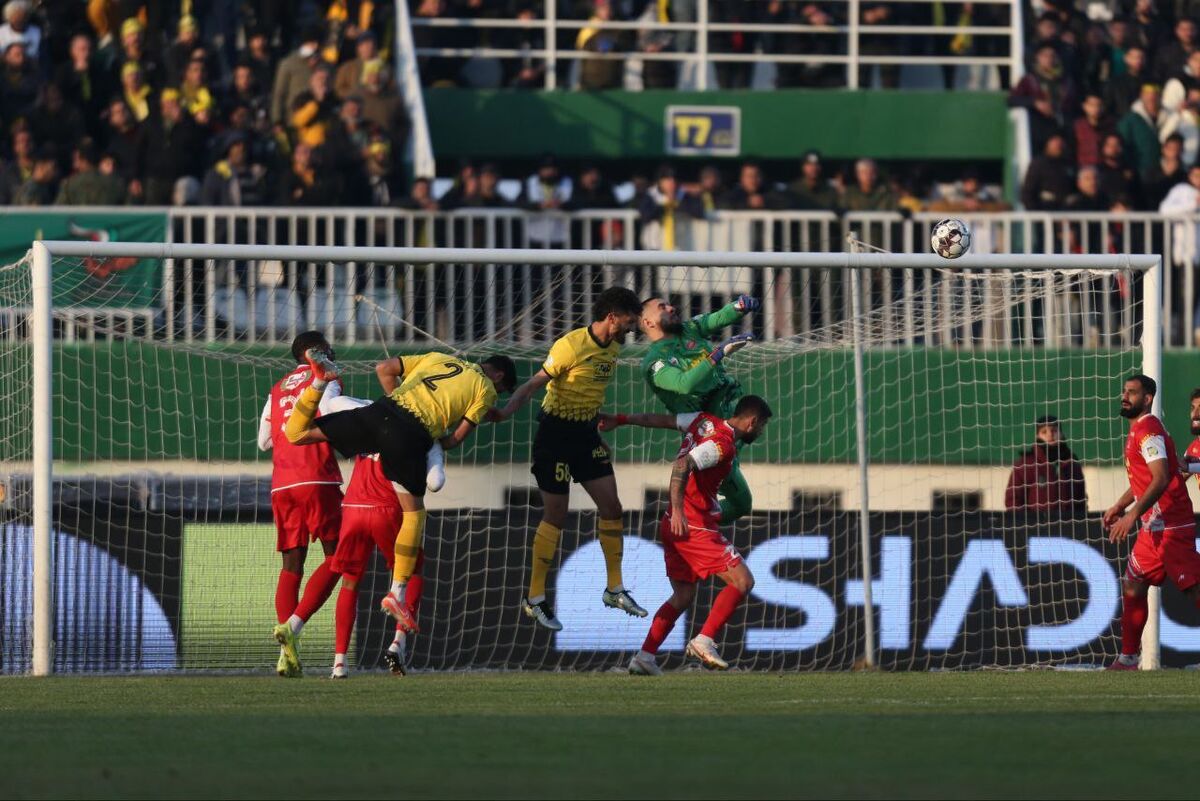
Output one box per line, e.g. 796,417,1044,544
375,358,406,394
598,412,680,431
694,295,760,337
489,369,552,422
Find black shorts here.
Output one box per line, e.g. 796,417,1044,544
314,399,434,496
530,412,614,494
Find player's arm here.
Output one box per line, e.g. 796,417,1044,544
1127,459,1171,518
317,379,343,415
375,357,406,394
450,382,497,446
668,453,696,538
692,295,760,337
646,335,754,395
490,369,552,422
256,397,273,451
1103,486,1136,527
599,411,700,432
440,418,476,450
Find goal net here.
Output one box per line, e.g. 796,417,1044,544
0,244,1164,674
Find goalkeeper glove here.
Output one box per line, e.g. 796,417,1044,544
710,333,753,364
733,295,760,314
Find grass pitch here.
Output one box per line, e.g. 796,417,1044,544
2,670,1197,799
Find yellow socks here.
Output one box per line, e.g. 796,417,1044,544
528,521,563,601
392,510,427,584
598,518,624,592
283,384,324,444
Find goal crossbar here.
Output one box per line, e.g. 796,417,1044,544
34,241,1162,271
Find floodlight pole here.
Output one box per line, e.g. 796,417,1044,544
31,241,53,676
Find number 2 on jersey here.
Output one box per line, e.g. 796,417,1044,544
422,362,463,392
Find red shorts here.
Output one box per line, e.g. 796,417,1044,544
331,505,404,580
1126,525,1200,591
659,514,742,583
271,483,343,552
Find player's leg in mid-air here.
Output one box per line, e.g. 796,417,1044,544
580,474,648,618
524,419,647,631
385,548,426,676
717,457,752,523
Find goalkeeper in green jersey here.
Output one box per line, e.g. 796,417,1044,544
619,295,758,522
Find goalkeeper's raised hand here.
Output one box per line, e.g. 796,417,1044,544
709,332,753,364
733,295,761,314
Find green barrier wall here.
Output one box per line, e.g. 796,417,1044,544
17,343,1184,466
424,89,1008,161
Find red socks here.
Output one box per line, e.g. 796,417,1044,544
275,569,302,623
335,586,357,655
294,558,341,623
405,549,426,616
700,586,745,639
1121,590,1149,656
641,602,684,655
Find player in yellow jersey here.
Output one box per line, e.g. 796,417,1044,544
490,286,647,630
283,348,518,633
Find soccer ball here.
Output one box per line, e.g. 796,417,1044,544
930,219,971,259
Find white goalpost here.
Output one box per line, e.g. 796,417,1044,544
9,241,1163,676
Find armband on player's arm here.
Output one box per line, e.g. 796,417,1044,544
687,439,724,471
375,357,405,394
1188,461,1200,475
648,358,715,394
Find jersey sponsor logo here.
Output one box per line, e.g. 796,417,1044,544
591,446,608,460
283,371,309,391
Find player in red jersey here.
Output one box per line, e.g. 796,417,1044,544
1180,389,1200,477
602,395,772,674
1103,374,1200,670
258,331,346,677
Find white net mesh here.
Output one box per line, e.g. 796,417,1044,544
0,247,1154,673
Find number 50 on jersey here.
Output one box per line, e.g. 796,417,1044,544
665,106,741,157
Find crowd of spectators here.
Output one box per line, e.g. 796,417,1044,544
0,0,410,208
1012,0,1200,216
397,152,1008,225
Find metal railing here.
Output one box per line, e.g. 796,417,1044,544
406,0,1022,91
12,206,1199,348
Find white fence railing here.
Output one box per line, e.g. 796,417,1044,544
407,0,1022,91
12,206,1200,348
